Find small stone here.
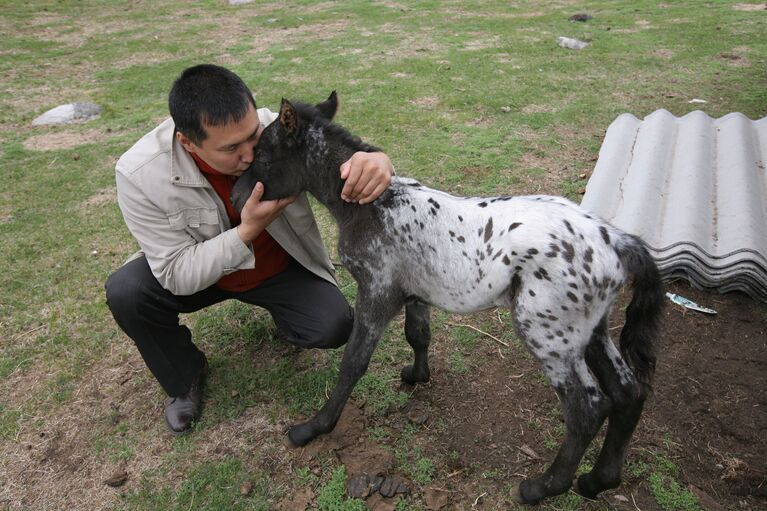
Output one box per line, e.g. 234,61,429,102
240,481,253,496
501,106,511,113
614,494,629,503
231,390,239,398
556,37,589,50
73,153,80,161
569,13,593,22
379,476,410,498
347,475,369,499
406,408,429,425
32,103,101,126
518,444,540,459
104,469,128,487
347,474,383,499
229,0,253,4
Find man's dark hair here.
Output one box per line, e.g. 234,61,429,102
169,64,257,145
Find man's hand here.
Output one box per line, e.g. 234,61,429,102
236,182,295,243
340,151,393,204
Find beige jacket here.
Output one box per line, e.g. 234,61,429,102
115,108,337,295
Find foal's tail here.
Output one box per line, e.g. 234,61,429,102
616,233,664,388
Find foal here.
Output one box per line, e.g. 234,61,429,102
232,93,664,505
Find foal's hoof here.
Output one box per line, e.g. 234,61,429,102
573,473,618,500
287,422,316,447
514,480,542,505
400,365,430,385
572,477,593,499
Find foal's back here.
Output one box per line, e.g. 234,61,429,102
354,177,628,318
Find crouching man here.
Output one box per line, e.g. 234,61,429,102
105,64,393,434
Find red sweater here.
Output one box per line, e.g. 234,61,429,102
191,152,292,291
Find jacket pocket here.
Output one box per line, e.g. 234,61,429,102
167,207,221,242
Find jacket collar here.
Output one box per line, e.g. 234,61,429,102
164,121,210,188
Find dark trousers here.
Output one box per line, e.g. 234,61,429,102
105,257,353,397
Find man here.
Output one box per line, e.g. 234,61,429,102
105,64,393,435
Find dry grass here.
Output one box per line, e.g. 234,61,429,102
23,129,112,151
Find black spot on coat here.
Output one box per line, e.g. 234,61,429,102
599,226,611,245
483,217,494,243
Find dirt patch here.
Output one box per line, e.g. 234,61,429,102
410,96,440,108
720,49,752,68
384,281,766,509
372,23,447,60
80,187,117,209
0,348,170,511
2,279,764,510
458,34,502,52
522,104,556,114
733,3,767,11
652,49,675,59
647,281,766,505
23,129,109,151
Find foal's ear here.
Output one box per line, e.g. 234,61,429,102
279,98,299,136
315,91,338,120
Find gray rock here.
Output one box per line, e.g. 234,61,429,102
32,102,101,126
378,476,410,498
346,474,384,499
229,0,254,4
569,13,593,22
556,37,589,50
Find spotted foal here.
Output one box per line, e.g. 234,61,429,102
232,93,664,505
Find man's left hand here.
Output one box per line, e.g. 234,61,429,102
339,152,393,204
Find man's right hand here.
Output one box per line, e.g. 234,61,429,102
236,182,296,243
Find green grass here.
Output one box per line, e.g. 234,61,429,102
316,466,367,511
1,1,765,509
648,455,702,511
118,459,272,511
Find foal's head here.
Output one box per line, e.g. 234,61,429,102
231,92,339,210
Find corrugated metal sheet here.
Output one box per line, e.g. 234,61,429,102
582,109,767,302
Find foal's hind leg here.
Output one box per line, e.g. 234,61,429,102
512,303,610,504
401,301,431,385
575,319,647,499
516,356,610,504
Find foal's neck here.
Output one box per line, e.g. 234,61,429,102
306,142,364,223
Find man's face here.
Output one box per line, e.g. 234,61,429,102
177,103,263,177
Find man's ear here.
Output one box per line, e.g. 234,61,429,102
279,98,299,136
315,91,338,120
175,130,198,153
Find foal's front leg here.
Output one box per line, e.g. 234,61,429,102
288,289,404,447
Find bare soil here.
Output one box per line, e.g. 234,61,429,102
291,280,766,510
3,279,764,510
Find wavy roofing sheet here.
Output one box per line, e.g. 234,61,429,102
581,109,767,302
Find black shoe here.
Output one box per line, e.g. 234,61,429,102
164,358,208,435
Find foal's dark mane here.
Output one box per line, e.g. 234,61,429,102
292,101,382,154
